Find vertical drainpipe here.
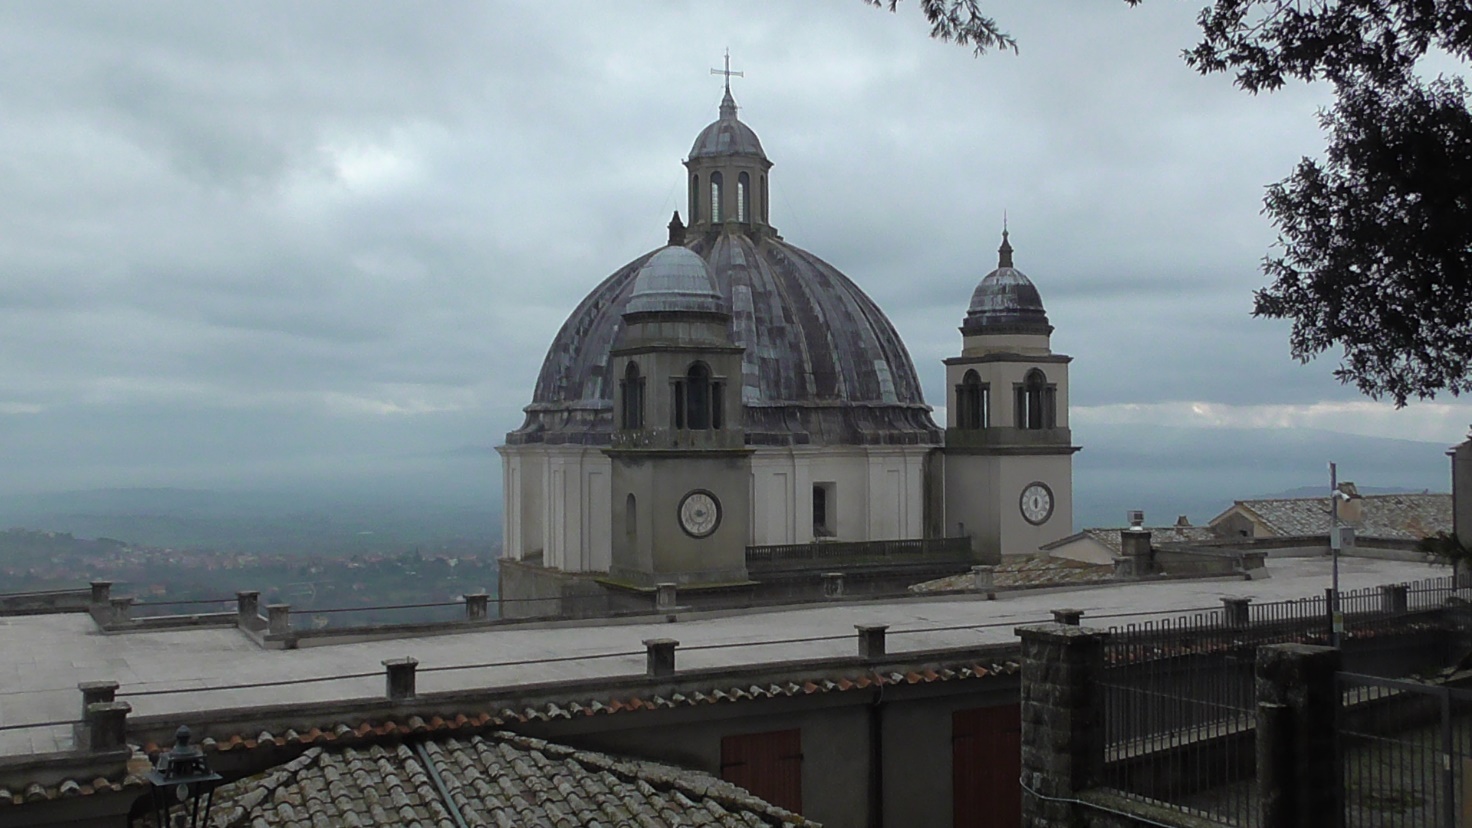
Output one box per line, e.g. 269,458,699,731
868,685,885,828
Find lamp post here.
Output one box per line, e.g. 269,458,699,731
1329,461,1343,648
146,726,221,828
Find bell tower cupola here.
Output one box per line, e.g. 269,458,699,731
684,52,774,238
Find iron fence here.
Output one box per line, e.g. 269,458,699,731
1338,672,1472,827
1101,610,1262,827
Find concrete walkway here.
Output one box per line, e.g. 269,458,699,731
0,556,1447,759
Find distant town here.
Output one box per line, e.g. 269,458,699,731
0,527,499,626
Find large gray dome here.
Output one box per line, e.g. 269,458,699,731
689,88,766,160
963,231,1052,336
509,233,940,447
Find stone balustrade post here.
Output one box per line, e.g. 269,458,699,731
84,701,131,752
856,624,888,660
971,565,997,596
266,603,291,635
656,583,678,611
464,593,489,621
1256,643,1342,828
108,596,133,624
78,680,119,719
1223,597,1252,627
822,572,845,599
1051,608,1083,626
1380,583,1408,614
383,657,418,700
1017,623,1109,828
236,590,260,630
643,638,678,677
89,581,112,606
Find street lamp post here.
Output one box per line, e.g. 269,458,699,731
1330,461,1343,648
146,726,222,828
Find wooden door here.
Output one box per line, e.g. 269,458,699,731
721,728,803,814
953,704,1022,827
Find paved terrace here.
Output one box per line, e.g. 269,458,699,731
0,556,1448,760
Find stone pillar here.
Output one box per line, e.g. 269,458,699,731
464,593,489,621
78,680,119,719
108,596,133,624
1256,643,1342,828
1017,624,1108,828
84,701,131,752
1379,584,1408,614
822,572,845,599
90,581,112,606
1120,528,1152,577
1453,434,1472,551
970,565,996,597
236,591,260,629
856,624,888,660
266,604,291,635
383,657,418,700
644,638,678,677
656,583,678,611
1223,597,1251,627
1052,608,1083,626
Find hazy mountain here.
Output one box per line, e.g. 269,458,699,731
1072,424,1452,530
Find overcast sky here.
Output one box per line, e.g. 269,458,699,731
1,1,1468,498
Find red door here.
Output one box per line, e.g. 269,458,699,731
721,728,803,814
953,704,1022,827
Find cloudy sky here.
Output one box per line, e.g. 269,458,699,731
1,1,1467,502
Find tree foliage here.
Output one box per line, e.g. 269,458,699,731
880,0,1472,405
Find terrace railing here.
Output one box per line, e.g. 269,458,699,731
744,536,972,572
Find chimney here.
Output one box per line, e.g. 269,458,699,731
1175,515,1190,527
1336,482,1363,525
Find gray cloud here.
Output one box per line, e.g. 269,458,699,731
0,0,1464,499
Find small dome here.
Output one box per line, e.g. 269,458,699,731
689,88,766,160
963,231,1052,335
625,246,725,316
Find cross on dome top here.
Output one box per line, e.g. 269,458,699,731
711,49,743,119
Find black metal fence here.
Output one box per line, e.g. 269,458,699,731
1098,577,1470,827
1339,673,1472,827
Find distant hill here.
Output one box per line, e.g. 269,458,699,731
1072,424,1452,531
0,486,500,555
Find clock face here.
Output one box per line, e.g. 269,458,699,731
678,490,721,538
1020,482,1054,526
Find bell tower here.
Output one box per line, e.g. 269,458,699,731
942,230,1079,562
606,214,752,587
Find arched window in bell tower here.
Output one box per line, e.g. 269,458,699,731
1016,369,1056,430
761,174,768,222
690,174,699,224
620,361,644,430
737,172,750,223
956,370,989,430
710,172,723,223
685,362,712,429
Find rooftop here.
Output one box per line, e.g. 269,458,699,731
0,556,1447,770
1214,492,1451,539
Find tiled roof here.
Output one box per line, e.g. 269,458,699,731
1221,493,1451,539
1081,525,1220,554
911,555,1110,592
211,731,817,827
173,660,1019,759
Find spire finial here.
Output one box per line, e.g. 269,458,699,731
711,49,743,119
668,211,686,246
998,220,1014,269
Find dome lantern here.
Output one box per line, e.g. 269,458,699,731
684,53,773,236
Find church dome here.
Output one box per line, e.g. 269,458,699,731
963,231,1052,336
624,244,724,316
689,88,766,160
509,231,939,447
